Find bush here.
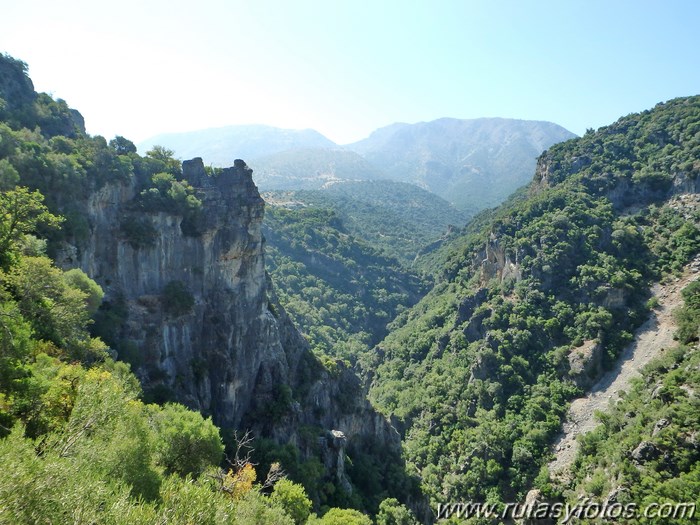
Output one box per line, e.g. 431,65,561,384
162,280,195,317
152,403,224,478
309,508,373,525
270,479,312,524
120,216,157,249
63,268,104,314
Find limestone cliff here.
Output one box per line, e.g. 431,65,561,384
57,157,401,493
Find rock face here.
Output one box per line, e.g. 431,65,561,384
568,339,604,389
58,157,400,487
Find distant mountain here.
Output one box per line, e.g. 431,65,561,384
140,118,575,211
252,148,385,190
263,180,469,265
138,124,336,166
349,117,576,210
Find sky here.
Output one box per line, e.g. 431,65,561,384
2,0,699,145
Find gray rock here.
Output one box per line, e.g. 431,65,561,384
651,418,671,436
57,157,402,493
630,440,660,463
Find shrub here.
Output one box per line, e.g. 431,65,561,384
162,280,195,317
120,216,158,249
271,479,312,524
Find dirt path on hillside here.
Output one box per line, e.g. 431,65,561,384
548,259,700,478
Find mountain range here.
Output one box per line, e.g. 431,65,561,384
138,118,576,212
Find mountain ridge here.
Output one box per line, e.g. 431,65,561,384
138,118,576,212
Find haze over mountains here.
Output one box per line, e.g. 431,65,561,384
139,124,336,163
138,118,576,211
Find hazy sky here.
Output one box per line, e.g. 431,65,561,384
2,0,699,144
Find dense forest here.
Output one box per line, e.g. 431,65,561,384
1,49,699,525
361,95,700,519
263,204,427,361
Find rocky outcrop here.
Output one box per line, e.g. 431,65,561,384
58,157,401,494
630,440,661,463
477,233,522,284
568,339,604,389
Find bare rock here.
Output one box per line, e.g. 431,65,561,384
630,441,661,463
568,340,604,388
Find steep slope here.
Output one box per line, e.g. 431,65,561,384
550,257,700,477
138,124,336,167
362,96,700,510
349,117,576,211
562,276,700,524
262,204,428,361
264,180,469,265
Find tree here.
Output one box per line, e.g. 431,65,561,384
109,135,137,155
270,478,312,525
2,256,93,353
0,187,62,268
376,498,418,525
146,145,181,174
0,159,19,190
308,508,373,525
152,402,224,478
63,268,104,315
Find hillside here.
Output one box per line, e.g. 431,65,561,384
4,48,700,524
263,205,427,361
564,274,699,524
361,96,700,511
349,117,576,211
252,148,386,190
549,258,700,479
264,180,469,265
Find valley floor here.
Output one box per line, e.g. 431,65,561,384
549,257,700,478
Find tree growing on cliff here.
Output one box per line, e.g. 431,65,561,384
0,187,62,268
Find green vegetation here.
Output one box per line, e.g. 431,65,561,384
161,280,195,317
363,96,700,508
0,54,411,524
564,281,700,524
264,205,428,360
264,180,468,265
3,50,700,523
0,184,301,523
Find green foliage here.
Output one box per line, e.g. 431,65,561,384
308,507,374,525
0,158,19,189
63,268,104,314
1,256,107,362
152,402,224,478
0,55,399,524
264,205,427,360
271,478,313,524
109,135,137,155
675,280,700,343
376,497,418,525
264,181,468,265
0,187,63,268
365,95,700,507
137,171,202,217
162,280,195,317
146,145,181,175
566,282,700,523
